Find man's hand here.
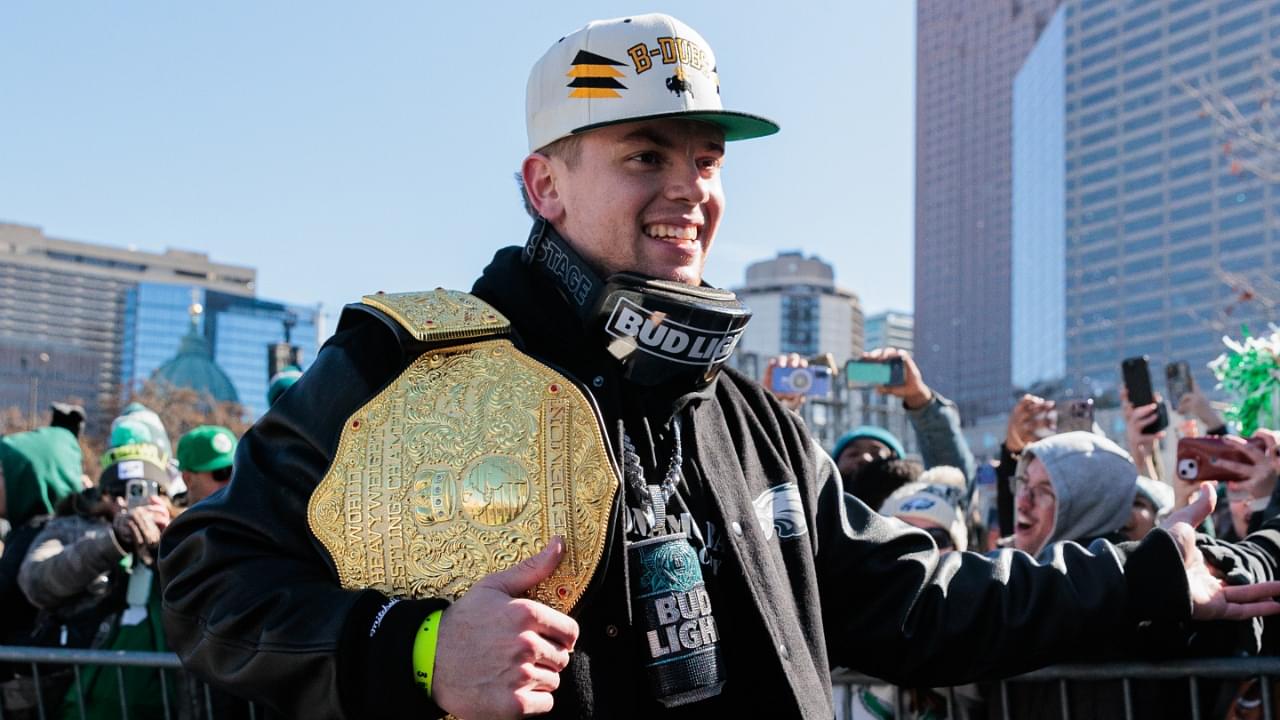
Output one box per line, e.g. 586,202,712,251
762,353,807,413
112,496,171,563
1160,480,1217,530
1005,394,1054,454
1165,520,1280,621
432,538,579,719
1160,487,1280,620
863,347,931,410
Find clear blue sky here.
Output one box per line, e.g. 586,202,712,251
0,1,916,332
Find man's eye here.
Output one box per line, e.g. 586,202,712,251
632,152,661,165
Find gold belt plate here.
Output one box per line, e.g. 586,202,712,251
307,339,618,613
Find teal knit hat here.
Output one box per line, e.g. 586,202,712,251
831,426,906,463
267,365,303,406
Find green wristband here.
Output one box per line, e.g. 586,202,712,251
412,609,444,696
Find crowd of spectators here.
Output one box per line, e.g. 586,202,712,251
3,345,1280,718
766,346,1280,719
0,399,250,719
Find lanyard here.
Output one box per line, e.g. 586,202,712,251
622,416,683,536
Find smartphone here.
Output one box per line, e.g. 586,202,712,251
125,478,157,509
1057,398,1095,433
1176,436,1267,488
845,358,905,388
1165,361,1193,410
1121,355,1169,434
770,366,832,397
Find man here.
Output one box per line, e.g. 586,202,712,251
175,426,237,505
159,13,1280,720
1011,432,1139,559
21,444,175,718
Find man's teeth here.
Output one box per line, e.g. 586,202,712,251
645,224,698,241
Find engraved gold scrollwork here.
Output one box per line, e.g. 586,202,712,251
307,338,618,613
361,289,510,343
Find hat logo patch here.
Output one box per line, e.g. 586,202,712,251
901,498,937,511
212,434,234,453
118,460,146,480
567,50,627,99
665,66,693,98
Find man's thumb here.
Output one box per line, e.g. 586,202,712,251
1160,481,1217,531
478,536,564,596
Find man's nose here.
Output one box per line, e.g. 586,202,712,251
665,161,712,205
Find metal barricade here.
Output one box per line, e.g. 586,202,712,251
832,657,1280,720
0,646,260,720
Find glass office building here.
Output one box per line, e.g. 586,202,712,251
1012,6,1069,391
121,282,320,418
1014,0,1280,399
915,0,1063,420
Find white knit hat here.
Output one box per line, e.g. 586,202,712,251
882,482,969,552
525,13,779,152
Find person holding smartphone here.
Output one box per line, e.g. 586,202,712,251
827,348,977,495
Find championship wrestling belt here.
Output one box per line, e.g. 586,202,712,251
307,289,619,613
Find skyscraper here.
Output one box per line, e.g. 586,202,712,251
915,0,1062,421
1013,0,1280,400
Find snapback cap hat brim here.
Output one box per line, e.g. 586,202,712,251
569,109,779,143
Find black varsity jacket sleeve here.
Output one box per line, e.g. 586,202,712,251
158,307,450,720
810,443,1195,687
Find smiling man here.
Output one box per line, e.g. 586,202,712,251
1011,432,1138,560
160,13,1280,720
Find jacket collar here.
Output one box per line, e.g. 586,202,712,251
470,245,716,418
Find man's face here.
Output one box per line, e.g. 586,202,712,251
541,118,725,285
1013,457,1057,556
183,470,228,506
1123,495,1157,541
836,438,895,483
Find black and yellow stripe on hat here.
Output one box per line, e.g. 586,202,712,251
566,50,626,99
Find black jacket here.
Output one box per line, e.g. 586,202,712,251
159,246,1195,719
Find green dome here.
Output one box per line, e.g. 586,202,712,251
151,313,239,404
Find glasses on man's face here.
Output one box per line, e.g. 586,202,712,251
924,526,954,550
1013,476,1056,507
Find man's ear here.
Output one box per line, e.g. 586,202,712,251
522,153,565,222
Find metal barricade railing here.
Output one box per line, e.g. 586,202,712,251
832,657,1280,720
6,646,1280,719
0,646,260,720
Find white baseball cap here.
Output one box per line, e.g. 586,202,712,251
525,13,780,153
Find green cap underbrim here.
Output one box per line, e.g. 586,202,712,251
572,109,780,142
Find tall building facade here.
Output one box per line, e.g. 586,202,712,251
916,0,1062,421
120,283,320,419
0,222,318,427
1013,0,1280,399
732,251,864,376
864,311,915,354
